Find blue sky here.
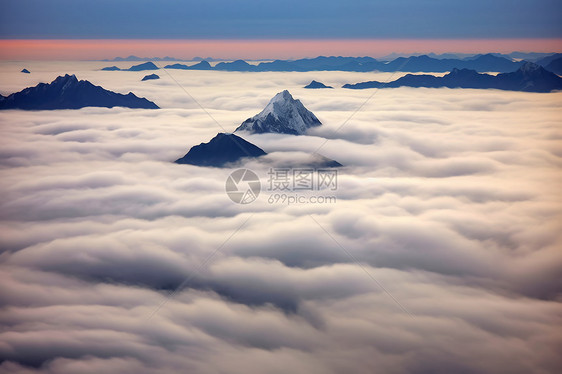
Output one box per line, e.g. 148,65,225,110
0,0,561,39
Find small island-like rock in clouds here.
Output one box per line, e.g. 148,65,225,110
235,90,322,135
0,74,159,110
21,68,30,74
304,80,333,89
142,74,160,81
101,66,121,71
175,133,267,167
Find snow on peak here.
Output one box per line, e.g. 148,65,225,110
235,90,321,135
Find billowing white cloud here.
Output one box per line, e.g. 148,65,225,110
0,61,561,373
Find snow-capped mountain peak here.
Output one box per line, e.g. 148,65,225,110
235,90,322,135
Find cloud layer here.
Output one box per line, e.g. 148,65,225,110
1,62,561,373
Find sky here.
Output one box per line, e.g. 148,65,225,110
1,0,561,39
0,0,561,59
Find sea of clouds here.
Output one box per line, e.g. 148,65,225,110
0,61,561,373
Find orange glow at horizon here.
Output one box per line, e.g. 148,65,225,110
0,39,561,60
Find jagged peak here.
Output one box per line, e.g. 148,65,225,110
261,90,307,120
53,74,78,83
271,89,293,102
235,90,321,135
51,74,80,91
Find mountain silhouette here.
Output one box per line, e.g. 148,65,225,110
463,54,524,72
304,80,333,89
545,57,562,75
165,61,212,70
0,74,159,110
235,90,322,135
383,54,523,73
494,62,562,92
101,62,160,71
127,62,159,71
141,74,160,81
21,68,30,74
175,133,266,167
536,53,562,67
214,60,255,71
147,55,528,73
343,63,562,92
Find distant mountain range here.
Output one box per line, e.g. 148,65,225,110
503,51,558,61
534,54,562,75
175,133,266,167
382,54,525,73
101,55,182,62
545,58,562,75
164,61,212,70
100,53,562,74
100,56,273,62
157,53,562,73
535,53,562,67
235,90,322,135
102,62,159,71
0,74,159,110
343,62,562,93
100,52,558,64
379,52,557,62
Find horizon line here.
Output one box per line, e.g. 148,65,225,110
1,38,561,61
